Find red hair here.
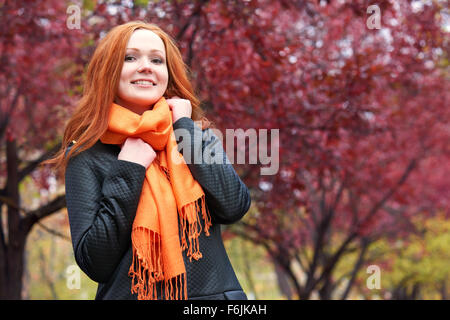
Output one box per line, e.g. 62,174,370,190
43,21,211,179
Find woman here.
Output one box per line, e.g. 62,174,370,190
46,21,251,300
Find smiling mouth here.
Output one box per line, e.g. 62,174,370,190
131,80,157,86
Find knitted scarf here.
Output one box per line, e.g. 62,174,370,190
100,97,212,300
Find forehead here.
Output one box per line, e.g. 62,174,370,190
126,29,166,54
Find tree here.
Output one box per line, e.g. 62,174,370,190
223,0,449,299
0,0,83,299
1,0,448,300
118,0,449,300
350,209,450,300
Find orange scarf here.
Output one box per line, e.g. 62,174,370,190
100,97,212,300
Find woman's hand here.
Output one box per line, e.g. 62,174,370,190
166,96,192,124
118,137,156,169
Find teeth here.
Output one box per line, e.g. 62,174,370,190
133,80,155,85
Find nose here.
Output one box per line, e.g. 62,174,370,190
137,58,153,73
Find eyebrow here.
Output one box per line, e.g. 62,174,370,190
126,48,165,55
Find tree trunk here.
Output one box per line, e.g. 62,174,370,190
318,278,333,300
240,239,258,299
440,282,448,300
272,258,293,299
340,238,370,300
1,137,66,299
0,237,27,299
0,138,26,299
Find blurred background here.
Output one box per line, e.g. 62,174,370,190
0,0,448,300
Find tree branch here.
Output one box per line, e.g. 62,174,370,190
357,158,418,231
17,142,62,182
21,194,66,235
36,221,70,241
340,237,371,300
175,0,208,41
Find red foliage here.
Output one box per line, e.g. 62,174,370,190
0,0,84,182
2,0,448,253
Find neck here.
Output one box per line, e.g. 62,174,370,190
114,98,154,115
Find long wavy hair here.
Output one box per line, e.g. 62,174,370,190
43,21,211,179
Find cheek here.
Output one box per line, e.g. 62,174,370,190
117,77,128,97
117,66,135,97
120,65,134,83
159,71,169,91
158,65,169,83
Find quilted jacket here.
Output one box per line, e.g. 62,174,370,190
64,117,251,300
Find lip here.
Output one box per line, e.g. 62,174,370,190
130,79,157,88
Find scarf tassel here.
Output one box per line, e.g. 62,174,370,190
180,195,212,262
128,196,212,299
129,228,188,300
159,160,212,261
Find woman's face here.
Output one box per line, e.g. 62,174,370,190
115,29,169,114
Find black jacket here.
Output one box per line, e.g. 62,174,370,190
64,117,251,300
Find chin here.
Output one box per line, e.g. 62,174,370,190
132,97,160,107
116,93,164,111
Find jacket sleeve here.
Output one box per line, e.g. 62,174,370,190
65,148,147,283
172,117,251,224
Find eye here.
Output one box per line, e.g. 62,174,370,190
124,54,135,62
151,57,164,64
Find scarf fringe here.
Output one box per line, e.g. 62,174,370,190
128,195,212,299
129,228,188,300
180,195,212,262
